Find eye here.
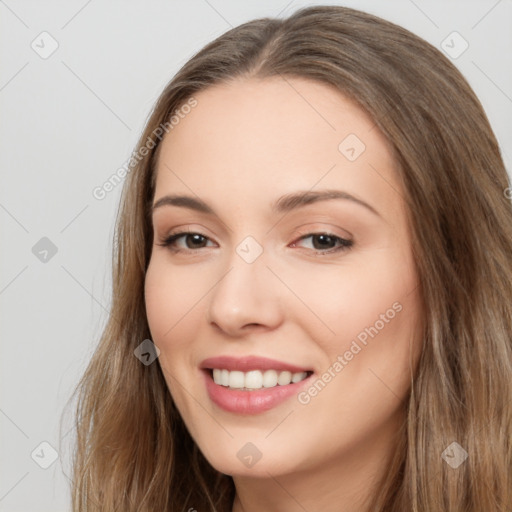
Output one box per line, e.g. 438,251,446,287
157,231,215,252
157,230,353,255
290,232,353,254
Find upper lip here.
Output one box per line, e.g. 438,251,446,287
200,355,313,373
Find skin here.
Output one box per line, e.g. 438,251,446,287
144,76,423,512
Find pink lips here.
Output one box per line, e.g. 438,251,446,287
200,355,314,415
200,355,312,373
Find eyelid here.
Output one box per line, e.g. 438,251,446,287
162,225,216,241
291,222,353,240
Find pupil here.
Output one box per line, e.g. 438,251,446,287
313,234,334,250
188,234,205,248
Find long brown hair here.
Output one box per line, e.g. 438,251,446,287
62,5,512,511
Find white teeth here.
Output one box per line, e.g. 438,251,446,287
229,371,245,389
277,370,292,385
262,369,278,387
245,370,263,389
292,371,307,383
211,369,309,390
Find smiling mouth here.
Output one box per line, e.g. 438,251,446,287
206,368,314,391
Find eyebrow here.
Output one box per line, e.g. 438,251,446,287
151,189,381,217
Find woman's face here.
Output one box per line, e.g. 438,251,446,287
145,76,423,479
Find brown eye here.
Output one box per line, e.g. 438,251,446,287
292,233,353,254
182,234,208,248
157,232,215,252
311,234,337,250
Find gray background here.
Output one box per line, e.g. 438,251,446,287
1,1,511,510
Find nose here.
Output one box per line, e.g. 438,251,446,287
205,249,284,337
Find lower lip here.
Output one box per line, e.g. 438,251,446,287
201,369,313,415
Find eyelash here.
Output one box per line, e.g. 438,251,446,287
157,230,353,256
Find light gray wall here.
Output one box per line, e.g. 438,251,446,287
1,1,510,510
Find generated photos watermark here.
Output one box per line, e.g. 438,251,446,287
92,96,198,201
297,301,403,405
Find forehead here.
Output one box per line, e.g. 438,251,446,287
153,76,401,218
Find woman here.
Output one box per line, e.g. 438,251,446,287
65,5,512,511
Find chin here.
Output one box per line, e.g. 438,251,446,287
197,438,305,479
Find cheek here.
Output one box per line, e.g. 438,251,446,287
144,259,203,355
289,248,420,399
144,260,173,341
144,259,204,411
288,251,416,342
